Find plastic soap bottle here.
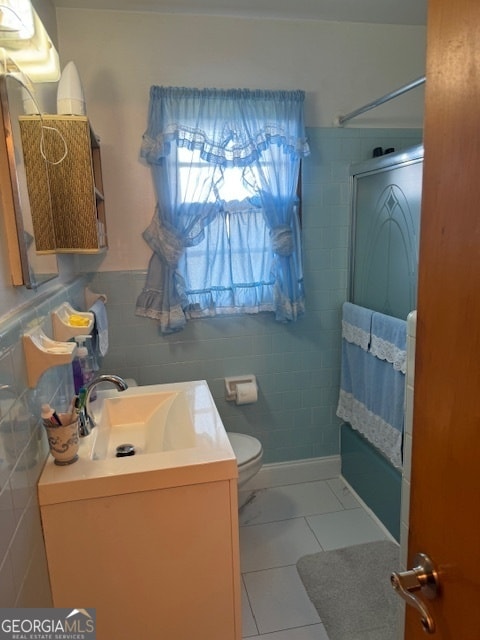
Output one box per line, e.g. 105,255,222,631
72,335,95,395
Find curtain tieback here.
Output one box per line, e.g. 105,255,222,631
271,225,294,257
143,212,185,267
161,225,184,267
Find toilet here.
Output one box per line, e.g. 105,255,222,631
227,432,263,504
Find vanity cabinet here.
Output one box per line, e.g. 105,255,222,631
19,115,107,253
38,380,241,639
39,477,241,640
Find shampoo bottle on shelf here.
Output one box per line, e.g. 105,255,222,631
72,335,96,397
72,337,86,394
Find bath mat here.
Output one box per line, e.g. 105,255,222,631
296,540,400,640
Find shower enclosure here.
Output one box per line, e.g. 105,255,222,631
341,144,423,539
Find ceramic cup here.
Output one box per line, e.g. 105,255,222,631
44,412,79,466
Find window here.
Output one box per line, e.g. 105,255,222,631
178,147,285,315
136,86,309,333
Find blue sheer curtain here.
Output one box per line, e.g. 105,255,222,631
136,86,310,333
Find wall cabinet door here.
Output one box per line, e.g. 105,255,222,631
19,115,107,253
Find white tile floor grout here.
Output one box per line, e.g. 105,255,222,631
238,477,392,639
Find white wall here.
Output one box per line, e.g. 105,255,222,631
55,9,426,273
0,0,74,319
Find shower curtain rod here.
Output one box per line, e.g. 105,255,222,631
335,76,426,126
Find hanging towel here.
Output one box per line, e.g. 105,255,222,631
370,311,407,373
89,298,109,359
341,302,373,352
337,304,406,469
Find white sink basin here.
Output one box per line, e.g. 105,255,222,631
91,390,196,459
38,380,237,505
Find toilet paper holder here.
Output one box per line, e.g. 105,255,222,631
225,375,257,402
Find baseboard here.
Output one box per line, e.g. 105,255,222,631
241,455,341,491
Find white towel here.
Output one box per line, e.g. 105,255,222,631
89,299,108,358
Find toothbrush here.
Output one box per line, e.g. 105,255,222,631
77,387,87,411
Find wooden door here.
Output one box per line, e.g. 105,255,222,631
405,0,480,637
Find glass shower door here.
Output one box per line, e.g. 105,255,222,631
350,145,423,320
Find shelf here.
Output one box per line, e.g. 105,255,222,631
51,302,94,342
23,326,76,388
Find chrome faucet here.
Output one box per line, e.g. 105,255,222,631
78,374,128,437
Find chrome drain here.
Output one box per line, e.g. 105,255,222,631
115,443,135,457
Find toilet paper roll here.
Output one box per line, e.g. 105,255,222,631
235,382,258,405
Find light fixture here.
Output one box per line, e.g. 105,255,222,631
0,0,34,40
0,0,59,82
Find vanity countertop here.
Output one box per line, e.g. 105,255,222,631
38,380,237,505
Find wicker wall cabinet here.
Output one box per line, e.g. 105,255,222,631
19,115,107,253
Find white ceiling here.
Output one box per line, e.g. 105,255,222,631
50,0,427,26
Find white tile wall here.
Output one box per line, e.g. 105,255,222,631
401,310,417,564
0,277,86,607
397,309,417,638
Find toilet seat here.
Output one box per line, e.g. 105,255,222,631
227,432,263,467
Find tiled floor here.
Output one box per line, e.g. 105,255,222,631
238,478,392,639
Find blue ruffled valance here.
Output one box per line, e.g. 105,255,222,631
141,86,310,167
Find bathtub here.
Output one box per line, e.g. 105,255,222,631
341,422,401,540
